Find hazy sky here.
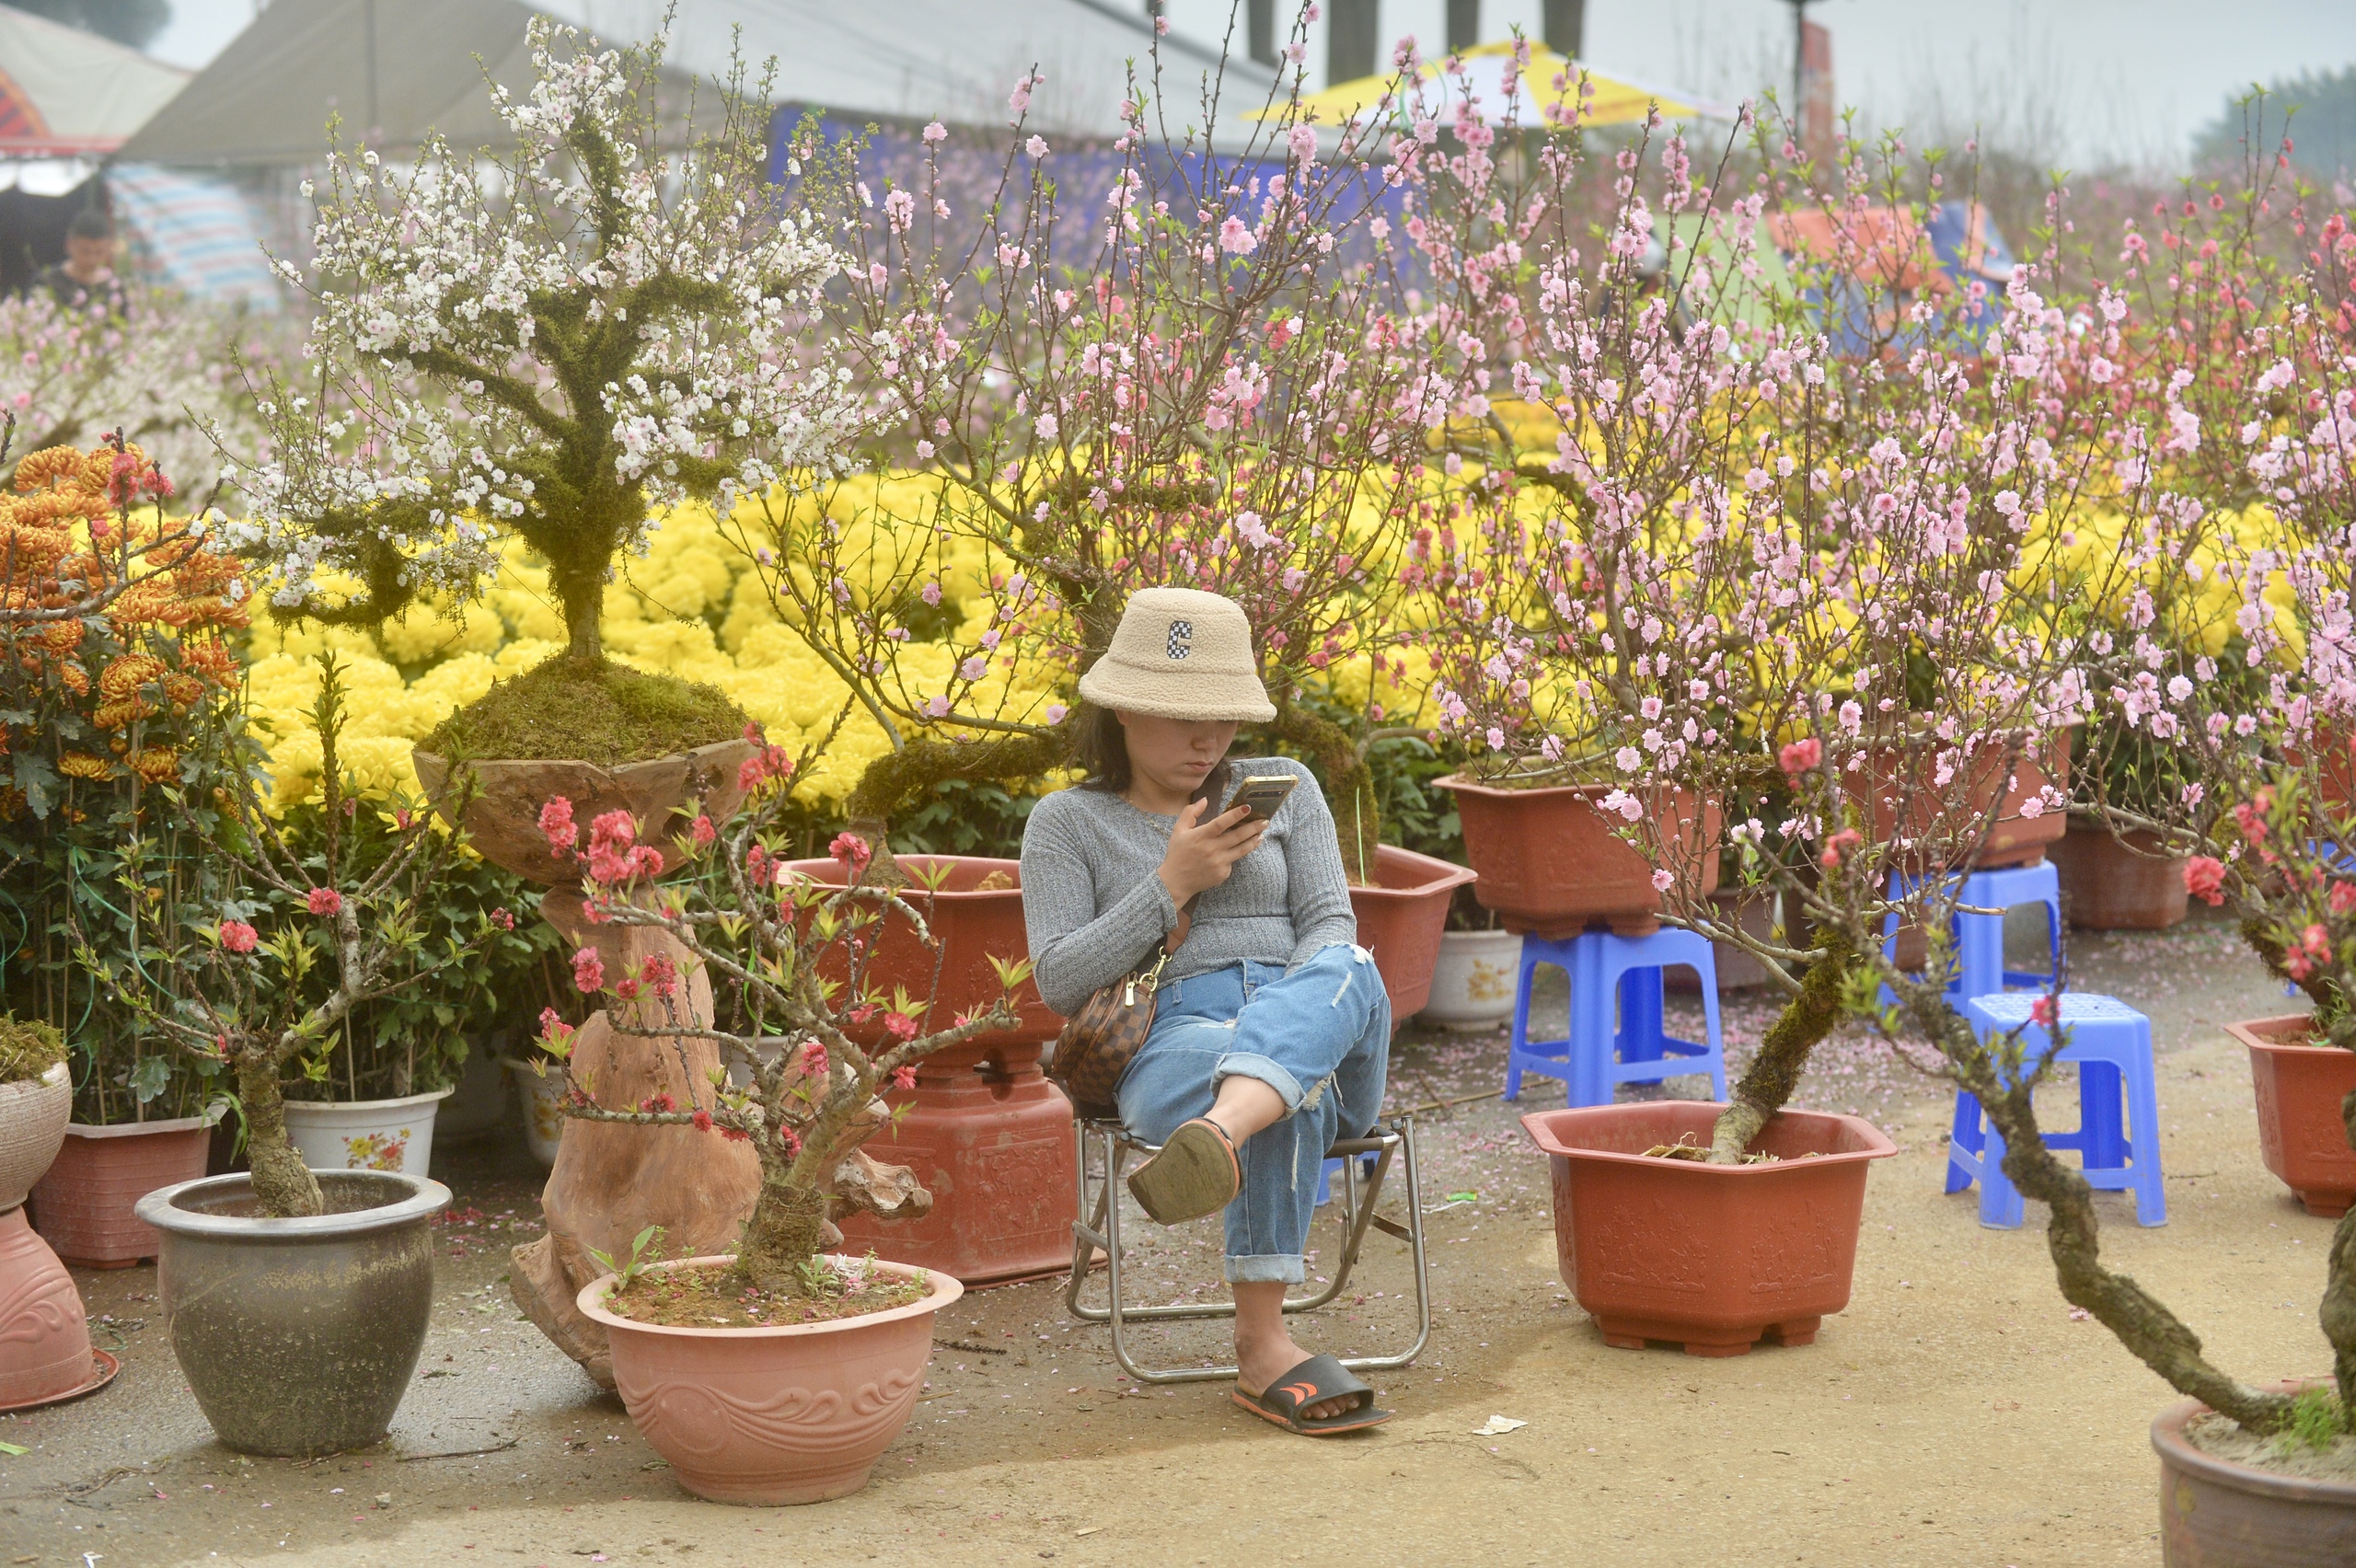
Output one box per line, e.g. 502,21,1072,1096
147,0,2356,170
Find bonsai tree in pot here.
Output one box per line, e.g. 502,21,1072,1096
103,655,504,1220
1424,110,2130,1156
522,738,1027,1504
225,17,870,769
95,657,510,1456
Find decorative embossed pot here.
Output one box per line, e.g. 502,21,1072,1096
1522,1101,1895,1356
579,1254,962,1505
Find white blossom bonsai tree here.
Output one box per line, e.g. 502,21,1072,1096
225,18,872,759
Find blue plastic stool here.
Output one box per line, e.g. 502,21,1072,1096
1948,992,2165,1228
1315,1152,1380,1207
1881,859,2062,1007
1501,928,1727,1106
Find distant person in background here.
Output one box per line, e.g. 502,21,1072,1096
38,209,127,315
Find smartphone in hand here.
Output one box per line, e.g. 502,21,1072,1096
1230,773,1299,822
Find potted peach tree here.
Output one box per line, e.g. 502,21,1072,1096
100,658,506,1456
719,33,1467,1277
214,19,874,1353
523,739,1025,1503
1423,106,2154,1355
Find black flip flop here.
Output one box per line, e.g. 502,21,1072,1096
1232,1354,1392,1435
1126,1117,1240,1225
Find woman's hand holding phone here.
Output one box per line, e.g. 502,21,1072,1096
1158,798,1266,908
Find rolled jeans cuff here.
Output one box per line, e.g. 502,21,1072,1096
1214,1051,1305,1113
1223,1251,1306,1285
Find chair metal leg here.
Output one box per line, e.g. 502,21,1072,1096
1065,1117,1434,1385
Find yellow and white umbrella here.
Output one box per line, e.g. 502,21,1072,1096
1256,40,1727,129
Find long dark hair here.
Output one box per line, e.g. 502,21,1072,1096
1075,704,1232,813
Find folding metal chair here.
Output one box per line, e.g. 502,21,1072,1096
1062,1114,1433,1385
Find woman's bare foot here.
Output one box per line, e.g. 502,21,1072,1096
1232,1283,1356,1421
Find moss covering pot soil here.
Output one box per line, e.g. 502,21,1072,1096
2154,1386,2356,1565
28,1116,211,1268
1437,777,1720,939
1347,846,1478,1022
135,1170,450,1456
2050,821,2189,930
2227,1015,2356,1218
577,1254,963,1505
1521,1101,1896,1356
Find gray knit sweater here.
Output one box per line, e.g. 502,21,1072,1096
1019,756,1357,1017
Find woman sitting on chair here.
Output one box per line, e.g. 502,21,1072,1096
1021,588,1394,1435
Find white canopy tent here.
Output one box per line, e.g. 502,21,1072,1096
118,0,1272,167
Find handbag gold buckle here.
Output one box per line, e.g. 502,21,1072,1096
1123,949,1174,1009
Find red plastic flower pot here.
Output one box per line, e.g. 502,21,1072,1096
1438,777,1719,939
789,854,1074,1286
1521,1101,1895,1356
1345,845,1477,1022
2050,822,2189,930
2227,1014,2356,1218
783,854,1058,1051
29,1117,212,1269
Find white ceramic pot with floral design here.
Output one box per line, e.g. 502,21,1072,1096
1418,930,1524,1030
281,1088,454,1176
502,1059,565,1168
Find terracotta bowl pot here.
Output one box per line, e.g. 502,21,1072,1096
2226,1014,2356,1217
1345,845,1478,1021
1438,776,1720,939
580,1255,962,1505
413,739,755,886
2153,1382,2356,1564
1521,1101,1895,1356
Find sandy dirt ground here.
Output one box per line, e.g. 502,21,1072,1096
0,907,2331,1568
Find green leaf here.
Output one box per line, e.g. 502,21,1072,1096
0,1438,28,1456
126,1055,171,1103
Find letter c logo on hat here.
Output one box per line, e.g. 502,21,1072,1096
1165,619,1193,661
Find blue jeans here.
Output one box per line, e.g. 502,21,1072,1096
1114,944,1392,1285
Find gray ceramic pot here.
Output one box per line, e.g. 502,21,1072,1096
137,1170,449,1457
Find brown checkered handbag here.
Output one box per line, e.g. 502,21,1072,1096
1045,898,1194,1120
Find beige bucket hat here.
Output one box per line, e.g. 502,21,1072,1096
1077,587,1276,722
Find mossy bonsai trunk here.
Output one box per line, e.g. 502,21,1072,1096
1706,934,1852,1163
735,1174,832,1292
236,1049,324,1219
1903,981,2298,1434
558,571,605,664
